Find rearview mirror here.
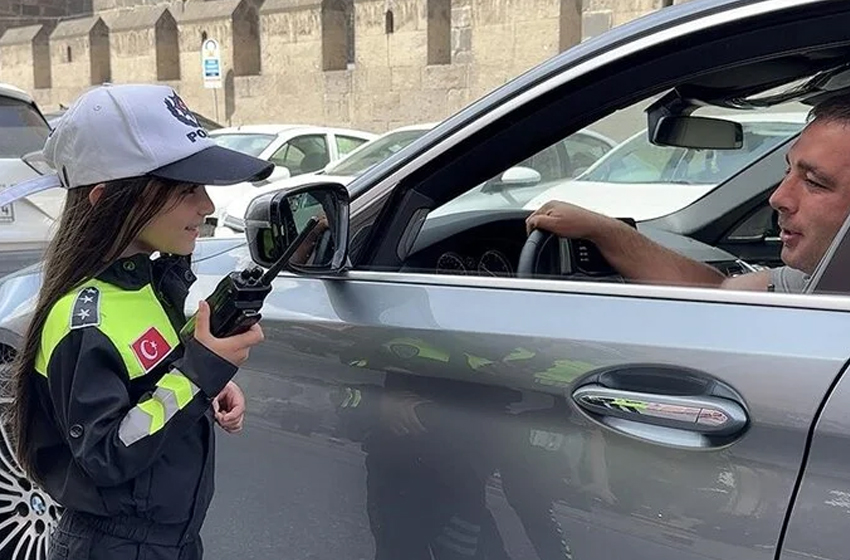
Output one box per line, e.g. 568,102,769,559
651,116,743,149
244,182,350,274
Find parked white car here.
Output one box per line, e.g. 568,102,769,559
215,123,618,236
205,124,377,228
0,83,62,276
521,112,809,220
214,123,435,236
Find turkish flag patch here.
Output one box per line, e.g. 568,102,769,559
130,327,172,372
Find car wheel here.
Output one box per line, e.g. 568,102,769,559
0,345,62,560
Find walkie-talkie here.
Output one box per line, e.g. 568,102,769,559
180,217,320,341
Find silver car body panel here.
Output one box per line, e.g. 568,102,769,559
181,269,850,559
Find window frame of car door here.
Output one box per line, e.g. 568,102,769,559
343,1,850,289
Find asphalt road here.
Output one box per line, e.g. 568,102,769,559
201,420,376,560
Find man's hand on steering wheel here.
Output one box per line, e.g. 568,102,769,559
525,200,607,239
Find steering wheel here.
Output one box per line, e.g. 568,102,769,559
518,229,625,279
517,229,565,278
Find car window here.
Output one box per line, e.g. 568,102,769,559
429,97,807,224
327,129,428,177
210,133,276,157
269,135,330,176
336,135,368,156
0,96,50,158
397,94,811,280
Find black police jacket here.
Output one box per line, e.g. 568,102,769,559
28,253,236,537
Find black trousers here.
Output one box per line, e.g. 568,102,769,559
48,511,203,560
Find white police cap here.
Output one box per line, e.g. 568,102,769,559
35,83,272,191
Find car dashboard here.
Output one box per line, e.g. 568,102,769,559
404,218,526,277
403,209,761,280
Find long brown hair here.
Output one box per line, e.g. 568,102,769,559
11,176,182,481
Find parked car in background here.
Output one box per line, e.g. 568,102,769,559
0,83,60,277
216,124,615,236
205,125,377,229
214,123,438,236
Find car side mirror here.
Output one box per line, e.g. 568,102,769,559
652,115,743,149
244,182,350,274
501,166,542,185
482,166,542,192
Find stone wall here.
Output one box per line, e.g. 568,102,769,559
0,0,92,35
0,0,674,133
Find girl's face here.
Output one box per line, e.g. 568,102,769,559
130,184,215,256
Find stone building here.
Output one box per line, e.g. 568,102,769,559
0,0,694,132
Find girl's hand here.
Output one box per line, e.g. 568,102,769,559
193,300,264,366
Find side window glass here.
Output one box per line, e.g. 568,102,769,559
269,135,330,176
562,135,613,177
268,144,290,167
290,135,330,176
336,135,368,156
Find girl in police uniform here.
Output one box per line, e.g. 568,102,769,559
9,84,269,560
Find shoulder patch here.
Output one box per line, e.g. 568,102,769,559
70,286,101,329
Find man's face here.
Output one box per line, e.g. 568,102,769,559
769,119,850,274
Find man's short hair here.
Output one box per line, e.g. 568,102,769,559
810,92,850,125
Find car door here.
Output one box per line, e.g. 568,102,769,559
188,2,850,560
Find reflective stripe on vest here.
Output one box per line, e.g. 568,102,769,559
119,367,200,446
35,279,180,380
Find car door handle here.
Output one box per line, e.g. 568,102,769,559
572,385,748,436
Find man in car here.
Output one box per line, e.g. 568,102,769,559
526,93,850,293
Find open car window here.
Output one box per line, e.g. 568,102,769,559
428,97,808,224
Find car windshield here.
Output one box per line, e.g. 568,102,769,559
579,120,806,185
210,133,276,157
326,129,429,176
0,96,50,158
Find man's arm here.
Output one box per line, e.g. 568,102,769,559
526,201,765,290
720,269,771,291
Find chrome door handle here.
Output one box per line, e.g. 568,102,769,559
572,385,748,436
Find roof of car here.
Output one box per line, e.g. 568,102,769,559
385,123,440,133
0,82,35,104
209,124,376,137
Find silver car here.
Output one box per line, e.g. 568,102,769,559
4,1,850,559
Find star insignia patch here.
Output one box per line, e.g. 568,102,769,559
70,286,100,329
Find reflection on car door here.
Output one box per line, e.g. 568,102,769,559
202,271,850,560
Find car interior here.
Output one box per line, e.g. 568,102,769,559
368,49,850,290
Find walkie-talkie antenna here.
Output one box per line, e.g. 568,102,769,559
259,216,321,285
